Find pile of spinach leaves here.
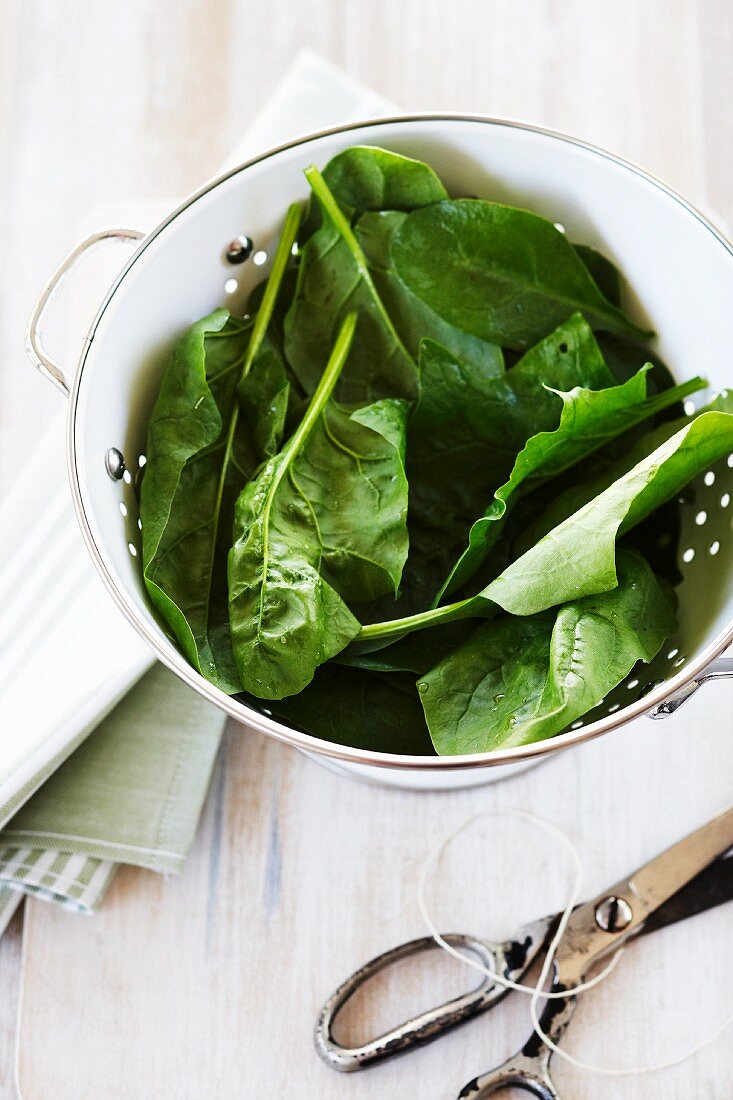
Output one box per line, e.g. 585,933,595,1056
140,145,733,757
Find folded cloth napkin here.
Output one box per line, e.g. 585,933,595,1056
0,665,224,922
0,50,394,935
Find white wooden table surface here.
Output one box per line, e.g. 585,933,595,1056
1,2,732,1097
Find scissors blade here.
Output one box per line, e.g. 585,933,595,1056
555,806,733,983
624,805,733,919
642,850,733,935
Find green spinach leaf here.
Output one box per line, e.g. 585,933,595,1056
356,210,505,375
337,620,474,675
140,205,302,693
321,145,448,212
301,144,448,238
266,665,435,755
438,368,707,600
357,402,733,642
411,315,611,497
237,334,290,459
396,314,613,614
294,397,410,603
520,390,733,551
284,166,418,404
475,404,733,615
228,312,410,699
141,311,252,692
390,199,648,349
573,243,622,306
421,550,676,753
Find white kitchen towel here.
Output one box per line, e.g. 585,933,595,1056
0,49,394,830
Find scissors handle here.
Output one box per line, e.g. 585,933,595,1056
316,918,552,1071
456,977,578,1099
315,934,503,1071
457,1051,559,1100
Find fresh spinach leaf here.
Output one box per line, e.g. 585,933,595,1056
140,204,302,693
284,166,419,404
410,314,612,498
421,550,676,753
390,199,648,350
476,404,733,615
356,210,505,375
266,665,435,755
228,314,360,698
357,402,733,643
301,144,449,238
520,389,733,551
337,620,474,675
438,368,707,600
296,397,410,603
141,311,252,692
397,313,613,613
422,614,552,754
237,335,290,459
321,145,448,212
573,243,622,306
228,313,410,699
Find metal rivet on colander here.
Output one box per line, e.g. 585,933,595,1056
226,235,254,264
105,447,126,481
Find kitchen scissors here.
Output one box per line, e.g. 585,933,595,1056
315,807,733,1098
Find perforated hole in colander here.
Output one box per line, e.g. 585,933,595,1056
590,430,733,724
116,453,147,562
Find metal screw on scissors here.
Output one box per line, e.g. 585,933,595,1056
315,808,733,1097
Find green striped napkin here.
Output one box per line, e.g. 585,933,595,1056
0,665,225,931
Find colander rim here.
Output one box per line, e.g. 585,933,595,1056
66,111,733,770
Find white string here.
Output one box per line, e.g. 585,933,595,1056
417,811,623,1000
417,808,733,1077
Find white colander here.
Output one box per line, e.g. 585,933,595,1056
26,116,733,790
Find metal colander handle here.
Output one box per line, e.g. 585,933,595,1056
648,654,733,718
25,228,144,395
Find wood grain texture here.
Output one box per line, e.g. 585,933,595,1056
1,1,731,1097
17,686,733,1100
0,909,23,1096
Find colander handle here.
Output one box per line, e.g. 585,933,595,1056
648,654,733,718
25,228,145,396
